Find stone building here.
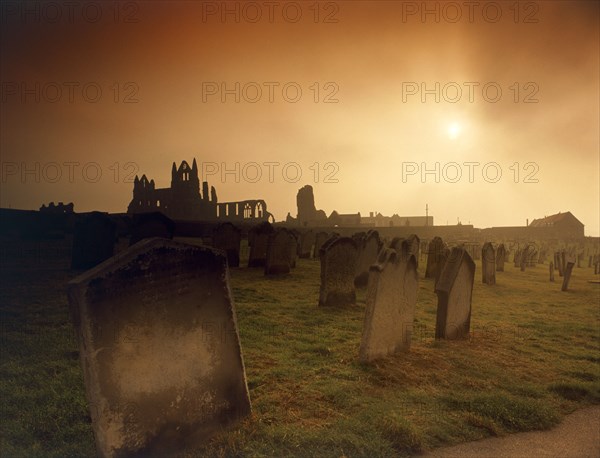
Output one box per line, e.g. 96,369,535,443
127,159,273,222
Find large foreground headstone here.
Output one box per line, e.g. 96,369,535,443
319,237,358,307
265,228,294,275
129,212,175,246
354,230,381,287
71,212,117,270
359,249,418,362
67,238,251,457
496,244,506,272
481,242,496,285
248,222,274,267
435,247,475,340
213,222,241,268
425,237,445,279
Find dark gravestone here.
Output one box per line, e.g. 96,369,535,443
407,234,420,267
435,247,451,289
496,244,506,272
247,222,274,267
435,247,475,340
212,222,241,268
514,249,521,267
288,231,298,268
298,230,315,259
425,236,445,279
589,256,593,268
481,242,496,285
129,212,175,246
520,246,529,272
354,230,381,287
557,251,565,277
314,231,330,260
549,262,555,282
319,237,358,307
359,249,418,362
390,237,408,258
265,228,294,275
561,254,576,291
67,238,251,457
71,212,117,270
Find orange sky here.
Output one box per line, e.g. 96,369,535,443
1,1,598,235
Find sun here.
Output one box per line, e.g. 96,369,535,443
447,122,461,139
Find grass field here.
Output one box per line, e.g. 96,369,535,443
1,239,599,457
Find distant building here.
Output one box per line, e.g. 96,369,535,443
360,212,433,228
127,159,273,222
529,211,584,238
40,202,74,214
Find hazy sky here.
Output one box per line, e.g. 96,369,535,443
1,1,598,235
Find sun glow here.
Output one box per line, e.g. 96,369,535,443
447,122,461,139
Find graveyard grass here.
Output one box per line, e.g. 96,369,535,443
1,241,599,457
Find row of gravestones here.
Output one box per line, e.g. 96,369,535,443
317,234,476,361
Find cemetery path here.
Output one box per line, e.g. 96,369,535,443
424,405,600,458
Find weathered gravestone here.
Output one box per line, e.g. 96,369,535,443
298,230,315,259
514,248,522,267
496,244,506,272
212,222,241,268
557,251,565,277
390,237,406,256
406,234,420,267
71,212,117,270
435,247,451,288
319,237,358,307
425,236,445,279
435,247,475,340
354,230,381,287
549,262,555,282
481,242,496,285
67,238,251,457
314,231,330,259
589,256,593,268
577,253,583,268
265,228,294,275
247,222,274,267
129,212,175,246
561,254,576,291
359,249,418,362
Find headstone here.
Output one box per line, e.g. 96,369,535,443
298,230,315,259
354,230,381,287
435,247,451,288
425,236,445,279
406,234,420,267
71,212,117,270
129,212,175,246
514,248,522,267
435,247,475,340
359,249,418,362
288,231,298,268
557,251,565,277
265,228,294,275
589,256,593,268
319,237,358,307
496,244,506,272
314,232,330,259
481,242,496,285
67,238,251,457
247,222,274,267
549,262,555,282
577,253,583,268
561,254,576,291
520,246,529,272
212,222,241,268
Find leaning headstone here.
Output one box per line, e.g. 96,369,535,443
359,249,418,362
298,230,315,259
481,242,496,285
561,254,576,291
129,212,175,246
496,244,506,272
247,222,274,267
67,238,251,457
435,247,475,340
425,236,445,279
212,222,241,268
71,212,117,270
549,262,555,282
265,228,294,275
314,232,330,259
354,230,381,287
319,237,358,307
